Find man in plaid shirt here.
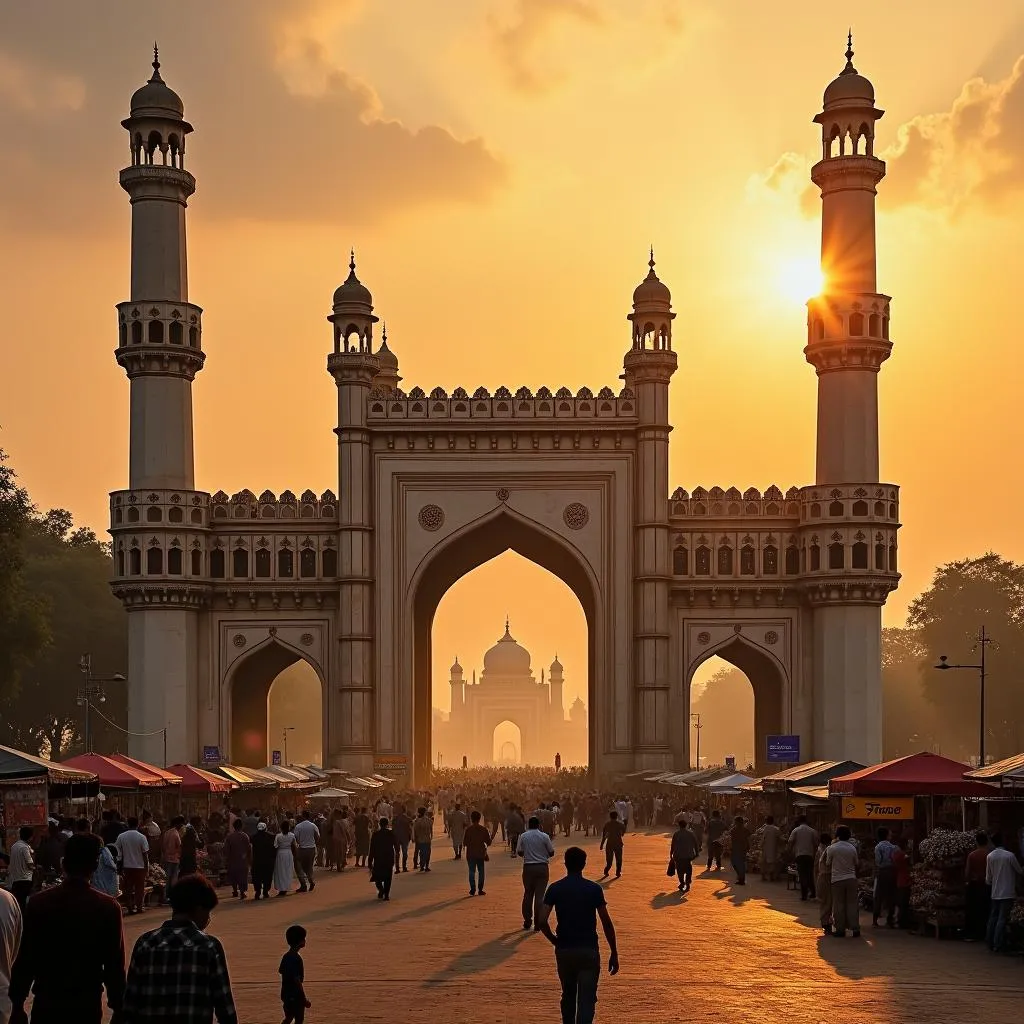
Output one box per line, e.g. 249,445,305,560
121,874,238,1024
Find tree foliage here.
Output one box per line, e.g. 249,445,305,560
0,449,127,757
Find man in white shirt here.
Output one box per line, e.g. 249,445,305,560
517,816,555,931
292,810,320,892
7,829,35,912
0,886,22,1024
788,815,820,901
115,816,150,914
985,832,1022,952
614,797,629,830
824,825,860,938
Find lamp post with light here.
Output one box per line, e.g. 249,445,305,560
935,625,991,768
690,712,702,770
282,726,296,766
77,654,127,753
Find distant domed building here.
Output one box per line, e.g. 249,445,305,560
434,621,588,767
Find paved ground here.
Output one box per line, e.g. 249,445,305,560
119,830,1021,1023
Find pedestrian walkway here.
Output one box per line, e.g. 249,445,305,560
118,829,1022,1022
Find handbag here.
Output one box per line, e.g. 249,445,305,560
667,858,676,877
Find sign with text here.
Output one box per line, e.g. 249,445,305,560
374,755,408,773
271,750,282,766
202,745,221,764
842,796,915,820
766,735,800,763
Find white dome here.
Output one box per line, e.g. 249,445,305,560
482,623,531,676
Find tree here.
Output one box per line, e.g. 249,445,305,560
690,665,754,766
908,553,1024,761
881,626,941,758
0,449,50,708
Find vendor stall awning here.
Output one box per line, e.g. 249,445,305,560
206,764,278,788
0,744,97,785
62,753,168,789
758,759,866,791
307,786,355,800
258,765,325,789
829,752,998,797
165,763,235,794
109,754,183,786
790,785,830,804
964,752,1024,784
707,772,757,792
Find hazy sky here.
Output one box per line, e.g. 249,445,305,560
4,1,1024,715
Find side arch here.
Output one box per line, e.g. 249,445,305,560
406,506,600,781
223,637,326,768
686,634,787,774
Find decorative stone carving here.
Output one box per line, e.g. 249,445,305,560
232,633,246,648
300,632,314,646
765,630,779,645
563,502,589,530
418,504,444,531
697,631,711,645
496,488,510,503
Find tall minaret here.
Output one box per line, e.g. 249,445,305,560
449,657,465,716
548,656,565,720
112,49,205,767
805,36,893,765
623,252,677,766
327,253,380,775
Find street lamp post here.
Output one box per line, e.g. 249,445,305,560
690,713,702,770
77,654,127,753
282,726,296,766
935,625,992,768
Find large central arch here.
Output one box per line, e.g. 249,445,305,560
410,508,598,781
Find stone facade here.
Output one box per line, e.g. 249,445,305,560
109,42,900,780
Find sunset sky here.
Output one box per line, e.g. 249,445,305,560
3,1,1024,719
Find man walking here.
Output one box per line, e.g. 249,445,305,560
985,832,1022,953
368,818,399,901
161,816,183,891
789,814,819,900
122,873,237,1023
600,810,625,879
518,815,555,930
538,847,619,1024
412,806,433,872
670,818,698,892
8,834,126,1024
760,816,781,882
292,811,319,893
464,810,491,896
729,815,750,885
705,810,726,871
224,819,251,900
448,803,468,860
507,804,526,859
6,829,35,913
392,805,413,872
872,827,897,927
825,825,861,938
115,817,150,915
251,822,276,899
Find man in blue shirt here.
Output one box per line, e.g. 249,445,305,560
872,827,897,928
538,847,619,1024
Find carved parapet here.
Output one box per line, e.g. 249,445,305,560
207,488,338,523
668,484,797,519
119,164,196,200
805,292,892,373
110,488,209,531
115,300,204,379
366,385,635,422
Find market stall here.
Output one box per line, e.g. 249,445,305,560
62,752,175,816
0,744,97,850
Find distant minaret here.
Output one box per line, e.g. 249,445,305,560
112,48,205,767
449,657,465,714
548,656,565,719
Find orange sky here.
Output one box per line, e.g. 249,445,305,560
3,1,1024,715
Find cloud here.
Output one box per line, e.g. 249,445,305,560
884,55,1024,211
487,0,685,96
756,55,1024,219
0,1,505,235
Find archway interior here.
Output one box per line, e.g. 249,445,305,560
230,644,323,769
417,512,594,777
493,721,523,764
688,640,784,774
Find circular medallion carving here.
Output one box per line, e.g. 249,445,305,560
300,632,315,647
697,631,711,646
764,630,779,645
232,634,246,648
496,488,510,503
733,624,742,634
563,502,590,530
418,504,444,531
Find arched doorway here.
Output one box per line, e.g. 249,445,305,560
494,721,523,765
687,637,785,776
432,550,588,771
227,640,325,769
689,658,755,770
411,508,599,782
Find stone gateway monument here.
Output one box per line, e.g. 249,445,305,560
108,42,899,782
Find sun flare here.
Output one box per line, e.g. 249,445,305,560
775,256,825,304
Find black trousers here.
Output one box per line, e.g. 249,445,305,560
252,866,273,897
677,858,693,888
795,855,816,899
374,869,393,898
873,865,897,923
522,863,549,925
555,948,600,1024
603,845,622,875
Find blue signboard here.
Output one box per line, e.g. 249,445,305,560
271,750,282,766
202,745,221,764
767,735,800,763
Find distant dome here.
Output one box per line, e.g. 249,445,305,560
333,252,373,307
130,52,184,120
450,656,462,675
550,655,564,674
483,622,532,676
823,36,874,110
632,251,671,306
376,336,398,369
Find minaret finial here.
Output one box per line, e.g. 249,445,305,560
843,29,855,73
349,248,356,274
381,320,387,345
150,41,163,83
649,245,655,271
